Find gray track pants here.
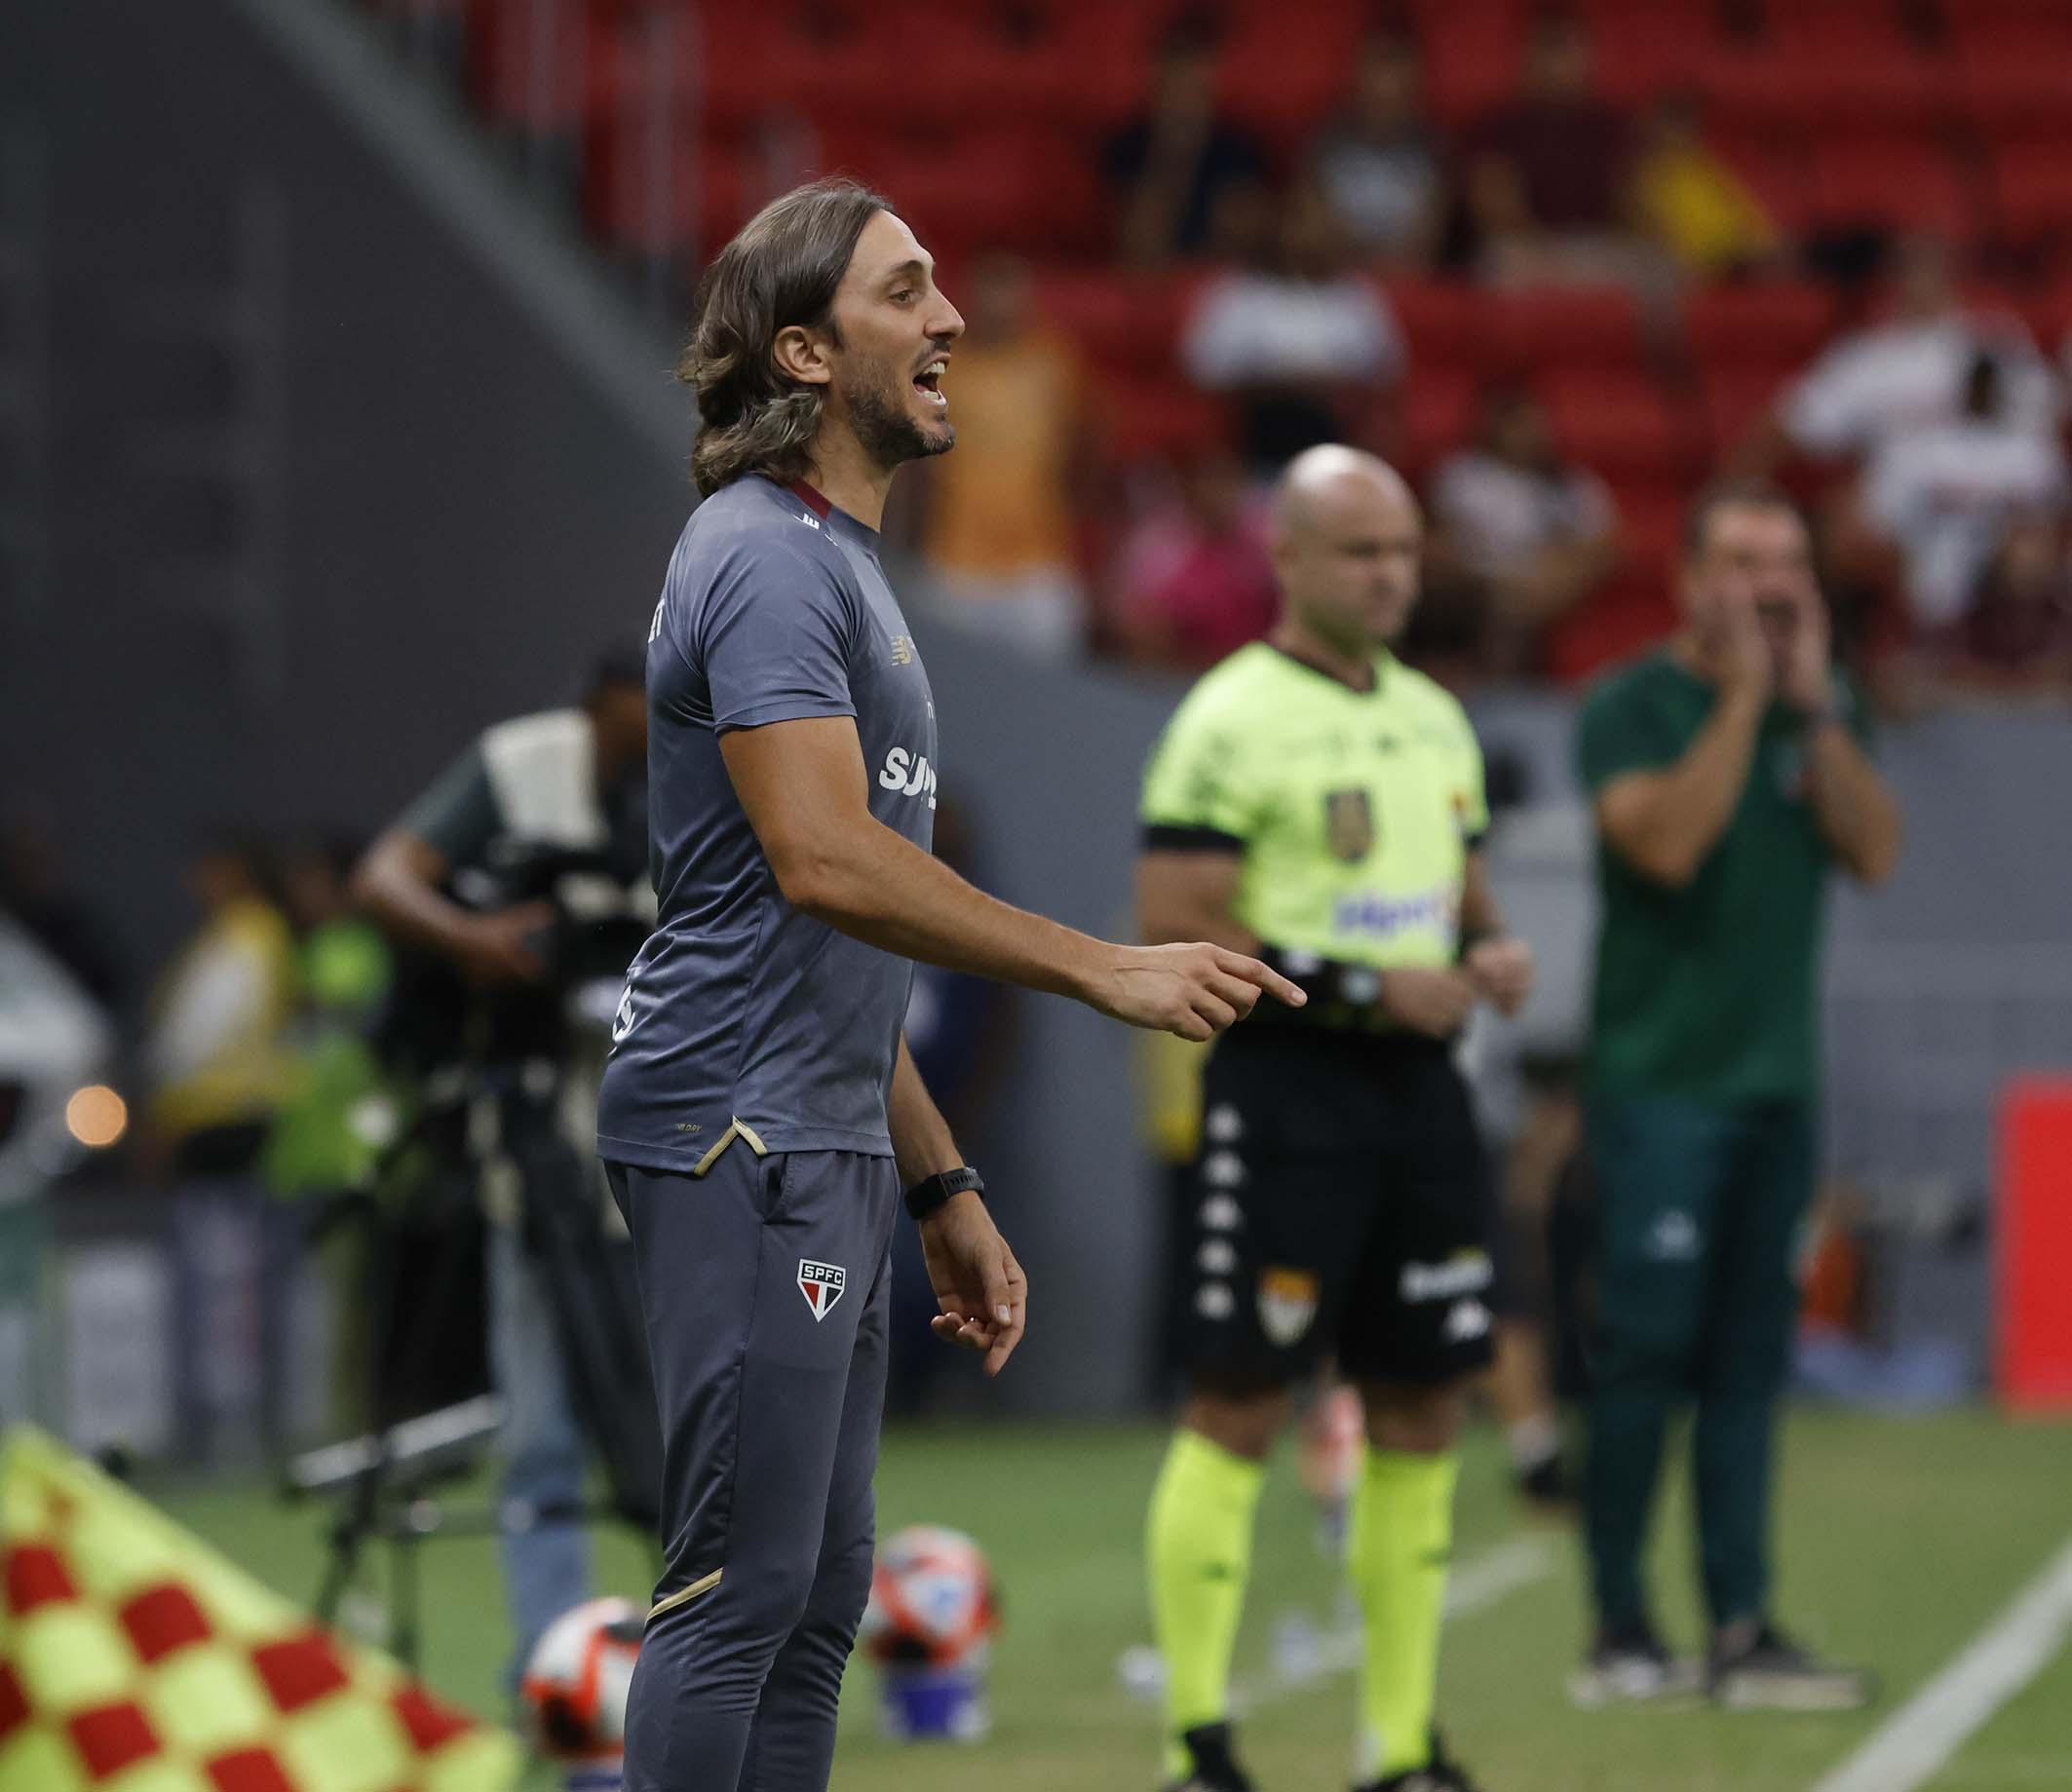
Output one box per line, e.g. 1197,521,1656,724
605,1143,898,1791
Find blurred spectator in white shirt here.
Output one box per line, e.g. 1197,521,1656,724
1309,34,1445,269
1427,387,1621,676
1861,352,2069,633
1756,238,2061,471
1182,178,1405,476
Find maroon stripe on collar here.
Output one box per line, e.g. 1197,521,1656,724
788,480,832,519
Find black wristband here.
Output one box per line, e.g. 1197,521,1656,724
903,1165,983,1222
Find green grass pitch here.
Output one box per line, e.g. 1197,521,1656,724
148,1407,2071,1791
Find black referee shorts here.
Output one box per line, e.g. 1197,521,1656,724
1177,1026,1500,1388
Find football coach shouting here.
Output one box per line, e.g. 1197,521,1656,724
596,179,1304,1791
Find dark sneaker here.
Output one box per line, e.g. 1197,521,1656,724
1568,1622,1705,1707
1708,1620,1877,1712
1356,1730,1485,1791
1161,1721,1256,1792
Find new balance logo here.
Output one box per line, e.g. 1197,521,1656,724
889,633,916,666
797,1259,846,1321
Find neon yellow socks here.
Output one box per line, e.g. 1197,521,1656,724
1348,1447,1459,1777
1147,1428,1266,1778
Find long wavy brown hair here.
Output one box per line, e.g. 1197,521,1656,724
681,179,890,496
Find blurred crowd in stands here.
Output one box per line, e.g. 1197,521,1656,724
884,7,2072,700
362,0,2072,701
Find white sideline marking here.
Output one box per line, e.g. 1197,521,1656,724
1233,1533,1559,1714
1811,1539,2072,1792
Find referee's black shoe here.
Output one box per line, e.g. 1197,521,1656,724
1162,1721,1256,1792
1708,1619,1877,1712
1354,1731,1485,1791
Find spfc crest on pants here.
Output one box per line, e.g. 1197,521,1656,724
797,1259,847,1321
1324,789,1375,862
1257,1266,1320,1348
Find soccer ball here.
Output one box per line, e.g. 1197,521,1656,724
859,1524,999,1670
519,1596,643,1769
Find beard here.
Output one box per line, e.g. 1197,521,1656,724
841,355,955,472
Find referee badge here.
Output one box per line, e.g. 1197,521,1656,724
1324,789,1375,862
1257,1266,1320,1348
797,1259,847,1321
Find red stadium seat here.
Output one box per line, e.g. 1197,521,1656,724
1407,0,1526,130
1988,139,2072,251
1614,482,1689,575
1401,370,1479,472
1809,137,1974,241
1700,363,1793,461
1480,286,1647,372
1707,129,1820,238
1578,0,1707,107
1096,378,1231,463
1946,0,2072,63
1218,1,1364,151
1956,61,2072,135
1682,284,1837,370
1380,280,1490,378
1536,370,1698,481
1771,0,1935,65
695,2,908,134
1040,6,1168,132
1035,270,1199,375
1701,52,1944,135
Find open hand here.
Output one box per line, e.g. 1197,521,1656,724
1464,935,1536,1016
1716,589,1775,702
1094,942,1306,1042
919,1191,1027,1377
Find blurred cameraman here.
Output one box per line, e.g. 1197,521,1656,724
352,651,652,1675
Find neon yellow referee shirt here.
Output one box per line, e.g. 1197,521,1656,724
1139,643,1488,972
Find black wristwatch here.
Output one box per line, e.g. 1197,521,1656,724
904,1165,984,1222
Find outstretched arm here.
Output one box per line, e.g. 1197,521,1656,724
889,1033,1027,1377
720,716,1305,1040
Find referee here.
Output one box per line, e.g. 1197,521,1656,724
1571,483,1901,1709
1137,445,1532,1792
595,179,1302,1792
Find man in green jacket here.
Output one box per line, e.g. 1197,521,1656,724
1572,483,1902,1710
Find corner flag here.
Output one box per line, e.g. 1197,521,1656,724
0,1426,522,1791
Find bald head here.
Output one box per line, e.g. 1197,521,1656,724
1272,444,1416,541
1268,444,1424,653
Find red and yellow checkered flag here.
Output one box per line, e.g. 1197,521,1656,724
0,1426,523,1792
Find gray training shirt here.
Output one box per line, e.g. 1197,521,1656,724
596,475,938,1171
